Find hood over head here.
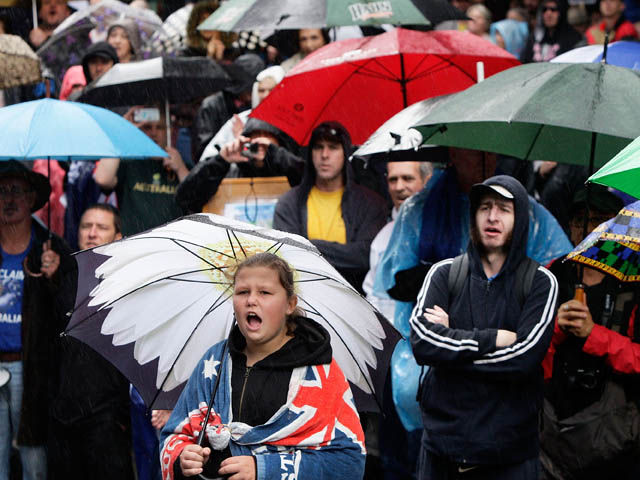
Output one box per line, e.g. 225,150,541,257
251,65,285,108
535,0,570,33
107,18,142,61
298,121,354,192
60,65,86,101
242,117,299,154
224,53,265,95
81,41,119,83
0,160,51,212
469,175,529,274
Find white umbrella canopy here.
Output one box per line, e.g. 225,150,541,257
67,214,401,412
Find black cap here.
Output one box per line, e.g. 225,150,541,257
81,41,119,82
0,160,51,212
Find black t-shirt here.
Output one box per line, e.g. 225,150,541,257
116,159,184,236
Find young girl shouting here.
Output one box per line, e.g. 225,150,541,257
160,253,366,480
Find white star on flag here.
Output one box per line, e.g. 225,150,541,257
203,356,221,380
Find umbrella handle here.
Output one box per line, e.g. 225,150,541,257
196,333,230,447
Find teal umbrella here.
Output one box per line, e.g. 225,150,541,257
0,98,167,160
413,62,640,171
589,135,640,199
198,0,430,31
0,98,167,230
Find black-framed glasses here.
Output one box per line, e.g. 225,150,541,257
543,5,559,12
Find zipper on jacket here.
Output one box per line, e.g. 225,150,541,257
237,366,252,421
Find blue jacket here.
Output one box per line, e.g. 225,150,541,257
409,175,558,464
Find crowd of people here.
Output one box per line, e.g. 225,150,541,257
1,0,640,479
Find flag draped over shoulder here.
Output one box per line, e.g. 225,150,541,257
160,341,366,480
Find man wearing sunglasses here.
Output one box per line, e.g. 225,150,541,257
521,0,583,63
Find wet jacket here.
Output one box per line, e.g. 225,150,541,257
161,317,366,480
409,175,558,465
12,220,74,445
273,140,387,291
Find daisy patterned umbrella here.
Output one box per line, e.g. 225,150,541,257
65,214,400,412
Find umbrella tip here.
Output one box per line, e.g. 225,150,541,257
602,33,610,64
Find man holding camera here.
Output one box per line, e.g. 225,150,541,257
94,105,189,236
176,118,304,213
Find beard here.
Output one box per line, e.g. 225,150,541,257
470,224,513,256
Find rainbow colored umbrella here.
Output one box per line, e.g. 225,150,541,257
566,201,640,282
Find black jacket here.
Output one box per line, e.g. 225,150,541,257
273,144,387,292
409,175,558,465
194,91,242,159
176,119,305,213
12,220,75,445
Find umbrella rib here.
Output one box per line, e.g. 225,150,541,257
120,235,237,260
147,286,234,408
351,59,401,82
297,295,378,398
170,239,231,269
225,229,238,260
230,230,248,258
306,59,395,135
73,267,224,316
523,124,545,161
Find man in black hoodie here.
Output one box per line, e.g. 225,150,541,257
273,122,387,293
410,175,558,479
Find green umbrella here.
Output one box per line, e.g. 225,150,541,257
198,0,429,31
413,62,640,171
589,135,640,199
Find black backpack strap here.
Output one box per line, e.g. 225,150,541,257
515,257,539,307
448,253,469,304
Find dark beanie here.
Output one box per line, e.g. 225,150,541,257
82,41,119,83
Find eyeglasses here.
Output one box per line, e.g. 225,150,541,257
0,186,33,198
543,6,559,12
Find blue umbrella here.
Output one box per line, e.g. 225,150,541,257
0,98,167,160
551,41,640,70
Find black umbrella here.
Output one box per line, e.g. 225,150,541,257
79,56,229,146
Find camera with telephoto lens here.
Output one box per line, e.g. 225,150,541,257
241,142,260,160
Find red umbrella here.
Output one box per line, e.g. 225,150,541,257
251,28,520,145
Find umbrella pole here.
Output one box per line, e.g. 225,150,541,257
32,0,38,29
196,327,231,448
579,132,598,280
165,100,172,149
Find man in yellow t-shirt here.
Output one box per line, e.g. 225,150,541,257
273,122,387,291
